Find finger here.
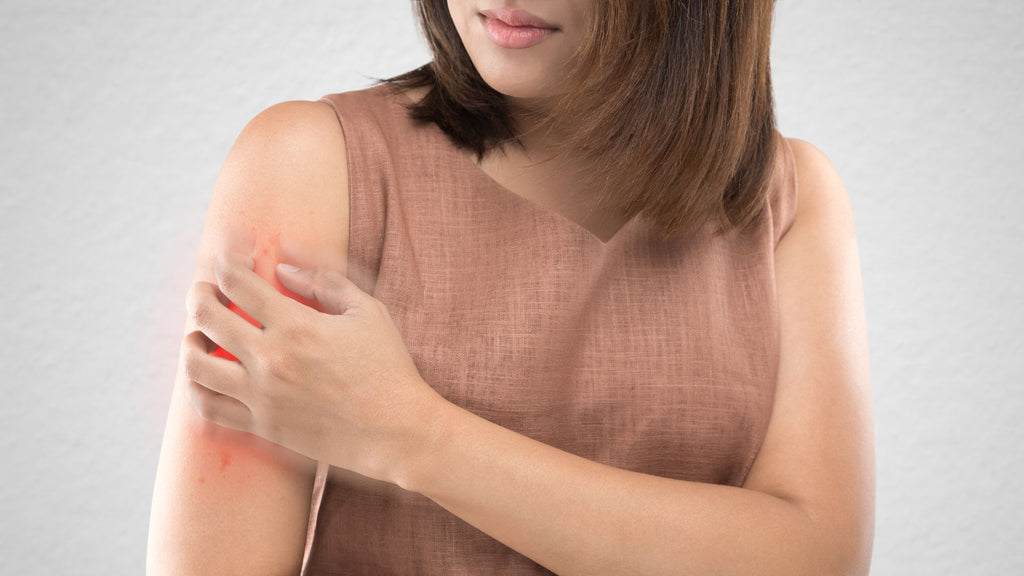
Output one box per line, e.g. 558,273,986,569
185,378,254,433
214,251,280,327
276,263,363,315
185,281,260,363
181,330,251,403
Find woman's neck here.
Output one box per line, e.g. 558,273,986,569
477,104,631,241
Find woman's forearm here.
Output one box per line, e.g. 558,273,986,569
396,397,824,576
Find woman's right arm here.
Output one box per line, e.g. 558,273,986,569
147,100,351,575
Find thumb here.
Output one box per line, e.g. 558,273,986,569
276,263,360,315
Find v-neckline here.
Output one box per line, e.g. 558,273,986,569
453,147,640,246
383,84,640,247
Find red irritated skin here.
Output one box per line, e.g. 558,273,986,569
210,302,259,361
191,244,319,485
211,233,319,361
210,291,317,361
148,99,350,576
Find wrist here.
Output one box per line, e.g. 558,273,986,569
388,382,461,494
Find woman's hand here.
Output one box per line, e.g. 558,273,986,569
181,251,447,484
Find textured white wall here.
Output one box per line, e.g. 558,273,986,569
0,1,1020,574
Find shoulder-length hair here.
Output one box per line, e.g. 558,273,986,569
384,0,779,241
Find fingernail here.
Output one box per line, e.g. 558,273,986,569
277,263,301,273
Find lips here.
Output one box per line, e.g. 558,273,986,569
478,8,560,49
479,8,559,30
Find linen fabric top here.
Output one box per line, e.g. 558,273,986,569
301,83,798,575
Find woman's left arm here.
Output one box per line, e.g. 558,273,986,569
184,139,873,575
394,138,874,576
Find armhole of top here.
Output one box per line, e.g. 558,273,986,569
316,92,387,296
770,135,800,250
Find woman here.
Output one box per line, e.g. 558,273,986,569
148,1,875,574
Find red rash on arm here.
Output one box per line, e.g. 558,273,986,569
148,101,347,573
202,235,320,484
209,302,260,361
210,234,319,361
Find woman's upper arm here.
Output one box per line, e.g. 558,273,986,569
742,138,875,574
147,100,350,575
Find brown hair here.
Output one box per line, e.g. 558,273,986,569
383,0,778,240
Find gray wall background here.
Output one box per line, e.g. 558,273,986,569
1,0,1020,573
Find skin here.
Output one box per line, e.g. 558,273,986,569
448,0,633,241
446,0,589,102
146,101,348,575
148,2,875,574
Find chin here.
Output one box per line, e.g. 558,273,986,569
472,60,568,102
482,76,556,101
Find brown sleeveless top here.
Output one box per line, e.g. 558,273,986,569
301,83,798,575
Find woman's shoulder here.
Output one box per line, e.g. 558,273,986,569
231,83,429,203
785,137,842,192
224,99,350,207
766,136,847,248
784,137,849,229
775,137,855,257
207,98,351,266
240,98,348,149
236,82,425,169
